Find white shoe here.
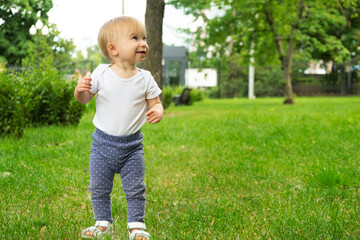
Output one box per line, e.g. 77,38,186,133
129,229,150,240
82,221,113,239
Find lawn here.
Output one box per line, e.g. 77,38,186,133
1,97,359,239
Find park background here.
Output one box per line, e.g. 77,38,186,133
0,0,360,239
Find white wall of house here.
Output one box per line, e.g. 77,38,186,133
185,68,217,88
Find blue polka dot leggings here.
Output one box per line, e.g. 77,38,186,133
89,128,146,226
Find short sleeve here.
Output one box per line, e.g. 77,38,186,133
89,64,109,94
143,71,162,99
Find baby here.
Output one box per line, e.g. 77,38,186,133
74,16,163,240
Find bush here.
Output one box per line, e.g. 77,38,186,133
0,72,26,137
162,87,173,109
254,66,284,97
163,86,205,106
205,87,220,99
22,69,85,126
0,69,85,138
62,80,85,125
189,88,204,104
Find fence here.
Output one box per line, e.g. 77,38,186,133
7,60,95,76
292,61,360,96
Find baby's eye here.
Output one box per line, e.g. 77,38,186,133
132,36,138,40
143,37,147,41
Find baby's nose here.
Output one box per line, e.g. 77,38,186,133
140,41,148,47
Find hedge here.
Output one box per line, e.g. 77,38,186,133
162,86,205,108
0,69,85,138
0,72,26,137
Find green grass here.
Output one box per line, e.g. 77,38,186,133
1,97,360,239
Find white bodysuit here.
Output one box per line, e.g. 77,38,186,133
89,64,162,136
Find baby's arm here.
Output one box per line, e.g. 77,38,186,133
74,77,95,104
146,96,164,124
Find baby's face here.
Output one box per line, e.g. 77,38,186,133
113,28,149,64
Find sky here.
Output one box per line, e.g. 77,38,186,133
48,0,195,56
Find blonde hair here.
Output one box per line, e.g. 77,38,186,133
97,16,146,63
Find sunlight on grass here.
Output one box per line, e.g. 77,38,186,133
1,97,359,239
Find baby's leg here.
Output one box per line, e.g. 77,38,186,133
120,145,146,226
89,156,115,223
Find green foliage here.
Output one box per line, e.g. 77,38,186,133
204,87,220,99
0,1,75,67
0,0,53,65
65,88,85,125
0,68,85,137
162,87,173,109
85,96,97,113
254,65,284,97
49,26,77,70
219,55,248,98
299,1,360,63
22,26,76,70
22,69,85,126
170,0,360,64
162,86,205,107
0,71,26,137
23,36,54,69
169,0,360,102
171,85,185,95
189,88,205,104
86,45,107,66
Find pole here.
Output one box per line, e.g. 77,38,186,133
122,0,124,15
37,30,40,68
217,59,221,98
248,42,255,99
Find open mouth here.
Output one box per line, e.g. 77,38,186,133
137,51,147,55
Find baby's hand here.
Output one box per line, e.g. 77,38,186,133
76,77,92,93
146,109,162,124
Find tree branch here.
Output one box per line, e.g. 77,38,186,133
337,0,351,28
283,0,305,67
263,5,285,64
286,0,305,52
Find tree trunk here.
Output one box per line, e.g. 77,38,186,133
283,66,295,104
264,0,304,105
283,0,304,104
142,0,165,92
282,31,295,105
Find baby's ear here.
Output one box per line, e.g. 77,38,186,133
107,43,119,56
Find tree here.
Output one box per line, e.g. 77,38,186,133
299,1,360,95
0,0,75,68
0,0,52,65
142,0,165,90
49,26,76,70
169,0,360,104
23,24,76,70
262,0,305,104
